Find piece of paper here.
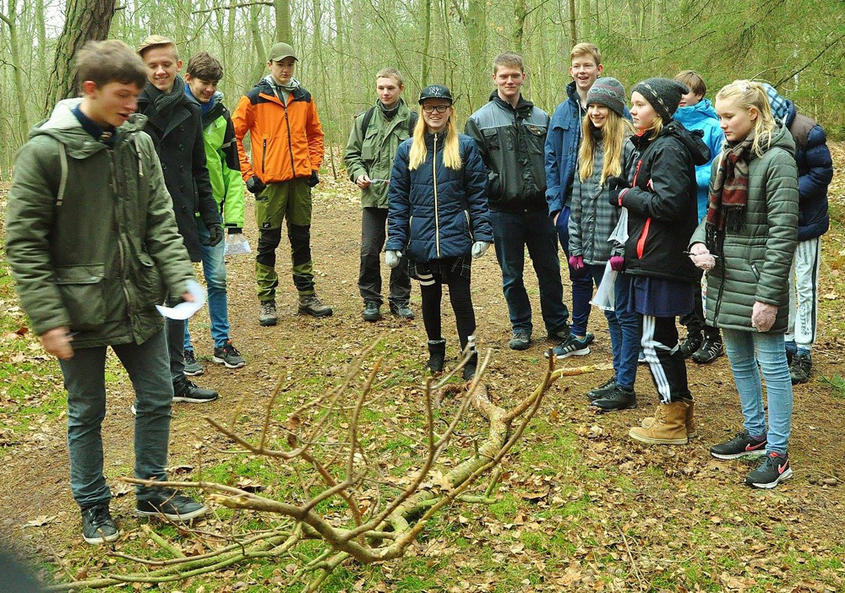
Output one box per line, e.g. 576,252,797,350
155,279,206,320
225,235,252,256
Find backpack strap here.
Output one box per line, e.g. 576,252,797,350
360,106,376,137
788,113,815,151
407,111,418,136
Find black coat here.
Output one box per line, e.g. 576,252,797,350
138,79,220,261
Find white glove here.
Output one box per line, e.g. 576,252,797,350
385,250,402,268
471,241,491,259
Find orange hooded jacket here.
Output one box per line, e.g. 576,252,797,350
232,77,324,184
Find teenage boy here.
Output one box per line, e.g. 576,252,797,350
764,83,833,384
6,40,208,545
137,35,221,404
344,67,416,322
466,52,571,351
232,41,331,325
673,70,725,364
182,51,246,372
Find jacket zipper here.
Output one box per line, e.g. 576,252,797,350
261,139,267,175
433,133,440,258
283,101,296,177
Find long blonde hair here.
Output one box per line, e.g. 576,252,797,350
578,109,633,184
715,80,777,156
408,106,462,171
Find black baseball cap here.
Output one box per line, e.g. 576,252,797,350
418,84,453,104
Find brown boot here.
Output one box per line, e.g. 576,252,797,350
641,398,696,438
629,401,688,445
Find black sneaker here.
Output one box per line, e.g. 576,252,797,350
81,503,120,545
790,352,811,385
586,377,616,402
546,333,594,359
709,430,767,460
183,349,204,376
508,329,531,351
389,301,414,320
746,452,793,489
590,385,636,411
678,332,702,359
135,488,207,521
173,381,219,403
692,336,724,364
213,340,245,369
363,301,382,322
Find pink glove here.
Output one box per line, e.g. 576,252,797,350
609,255,624,272
568,255,584,270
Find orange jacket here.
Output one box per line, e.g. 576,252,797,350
232,77,324,183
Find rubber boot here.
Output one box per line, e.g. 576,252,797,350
629,401,689,445
427,339,446,374
641,398,696,438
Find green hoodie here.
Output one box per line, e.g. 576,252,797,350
6,98,194,348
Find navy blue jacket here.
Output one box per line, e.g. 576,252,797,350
387,132,492,263
544,81,583,216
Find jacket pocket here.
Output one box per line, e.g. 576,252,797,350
54,264,106,331
135,253,165,306
523,124,546,154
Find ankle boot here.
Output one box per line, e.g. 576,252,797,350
462,351,478,381
641,398,696,438
427,339,446,374
629,401,688,445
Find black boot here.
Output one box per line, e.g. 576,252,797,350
427,339,446,374
462,351,478,381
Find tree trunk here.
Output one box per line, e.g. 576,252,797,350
0,3,29,143
249,5,267,84
466,0,488,112
421,0,431,85
43,0,116,115
513,0,527,54
568,0,577,46
274,0,292,43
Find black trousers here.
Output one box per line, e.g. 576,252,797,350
419,266,475,351
679,269,719,339
359,207,411,306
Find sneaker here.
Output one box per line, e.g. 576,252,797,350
183,349,204,376
546,333,594,359
298,293,333,317
709,430,767,460
363,301,382,322
678,332,702,359
638,349,647,364
130,403,136,415
389,301,414,320
81,503,120,545
691,336,723,364
259,300,278,326
213,340,245,369
509,330,531,351
135,488,208,521
746,452,793,489
547,324,572,341
590,384,636,411
173,381,219,403
789,352,811,385
586,377,616,402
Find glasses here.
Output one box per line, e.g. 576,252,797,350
422,104,450,114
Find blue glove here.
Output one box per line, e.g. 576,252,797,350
385,250,402,268
471,241,491,259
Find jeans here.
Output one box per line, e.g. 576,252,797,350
185,218,230,350
555,205,594,336
786,237,821,352
722,329,793,454
491,209,569,336
59,329,173,508
359,207,411,306
604,271,640,390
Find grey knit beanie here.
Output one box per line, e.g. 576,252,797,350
632,77,689,122
586,77,627,117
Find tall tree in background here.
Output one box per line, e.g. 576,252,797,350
44,0,116,115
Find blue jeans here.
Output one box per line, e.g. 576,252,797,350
185,218,230,350
555,206,594,336
59,329,173,508
600,270,640,390
722,329,793,454
490,209,569,335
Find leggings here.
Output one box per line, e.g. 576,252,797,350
419,273,475,351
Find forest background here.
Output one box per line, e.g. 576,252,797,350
0,0,843,176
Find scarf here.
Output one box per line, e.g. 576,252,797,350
705,134,754,252
379,100,400,121
145,75,187,122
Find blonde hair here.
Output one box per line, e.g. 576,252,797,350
376,67,403,86
578,109,633,184
715,80,777,156
570,42,601,66
493,51,524,74
408,106,462,171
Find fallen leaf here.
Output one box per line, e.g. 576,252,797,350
23,515,57,528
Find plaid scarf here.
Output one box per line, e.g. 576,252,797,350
705,134,754,252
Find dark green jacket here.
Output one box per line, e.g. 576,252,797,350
690,125,798,333
344,99,416,208
6,99,194,348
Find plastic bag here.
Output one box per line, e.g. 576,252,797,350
225,234,252,256
591,261,616,311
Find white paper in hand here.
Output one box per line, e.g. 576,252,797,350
155,279,206,320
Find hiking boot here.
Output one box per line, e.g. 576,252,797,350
628,401,688,445
183,349,204,376
547,324,573,341
81,503,120,545
135,488,207,522
462,351,478,381
213,340,245,369
709,430,767,460
259,300,278,326
173,381,219,404
642,398,697,438
745,452,793,489
790,351,811,385
509,329,531,351
546,333,593,359
692,335,723,364
678,332,703,359
389,301,414,320
362,301,382,322
586,377,616,402
590,384,636,411
427,339,446,374
298,293,333,317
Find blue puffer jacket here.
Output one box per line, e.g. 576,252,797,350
544,81,583,216
387,132,492,263
673,99,723,222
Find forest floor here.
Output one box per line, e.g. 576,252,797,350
0,145,844,593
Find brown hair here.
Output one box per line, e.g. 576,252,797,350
674,70,706,98
493,52,524,74
570,42,601,66
187,51,224,81
376,67,404,86
76,39,147,89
